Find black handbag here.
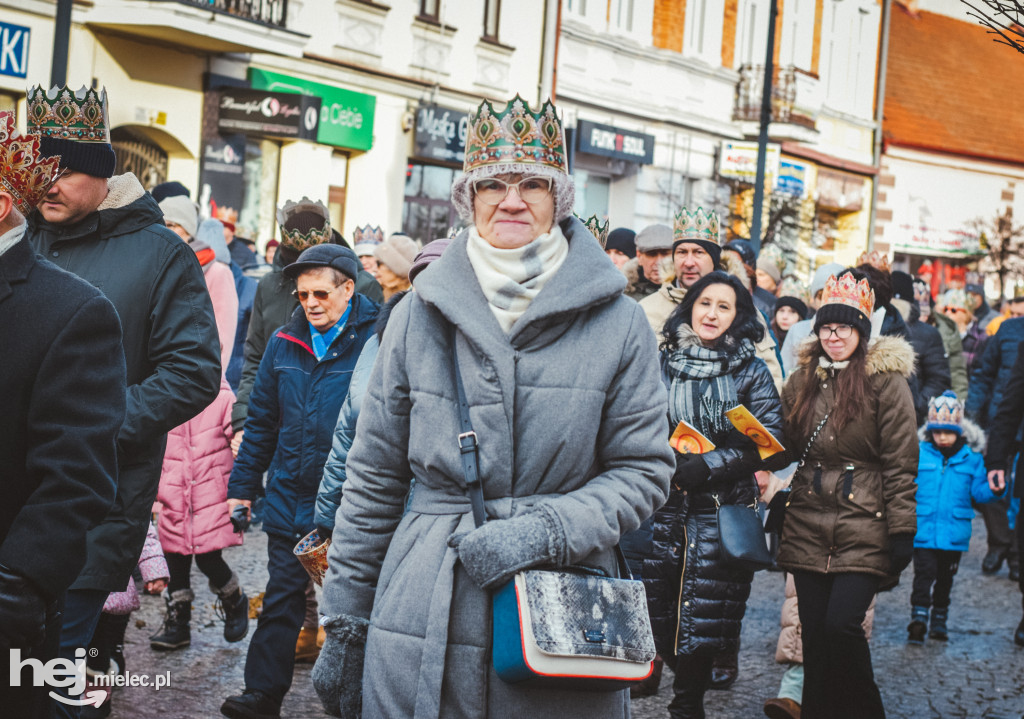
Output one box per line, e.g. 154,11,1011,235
714,493,772,572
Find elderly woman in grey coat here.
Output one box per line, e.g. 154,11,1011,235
312,95,674,719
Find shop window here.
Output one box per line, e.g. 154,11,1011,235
420,0,441,21
328,152,349,238
573,169,611,220
240,139,280,245
403,162,462,246
111,127,167,190
483,0,501,40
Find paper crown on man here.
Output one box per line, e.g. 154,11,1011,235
26,84,115,178
0,111,63,216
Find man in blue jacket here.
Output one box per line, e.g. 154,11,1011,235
223,244,378,719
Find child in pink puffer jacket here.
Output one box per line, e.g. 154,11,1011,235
150,376,248,651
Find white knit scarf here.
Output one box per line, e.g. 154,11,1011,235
466,224,569,333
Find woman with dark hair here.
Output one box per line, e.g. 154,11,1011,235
644,270,784,719
778,271,918,719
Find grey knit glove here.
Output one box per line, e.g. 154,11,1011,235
448,505,567,589
311,614,369,718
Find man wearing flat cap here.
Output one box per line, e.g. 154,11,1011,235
223,244,378,718
23,84,220,707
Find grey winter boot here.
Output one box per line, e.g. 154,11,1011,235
150,589,193,650
213,573,249,643
929,608,949,641
907,605,928,645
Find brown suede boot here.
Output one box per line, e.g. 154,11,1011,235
294,626,322,663
763,697,801,719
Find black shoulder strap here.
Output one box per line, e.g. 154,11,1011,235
450,325,487,528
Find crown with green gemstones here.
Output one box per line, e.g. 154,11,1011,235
276,197,332,253
575,213,609,249
673,206,721,246
27,85,110,142
463,95,567,174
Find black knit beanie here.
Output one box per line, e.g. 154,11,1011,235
39,136,116,178
775,296,808,320
285,210,328,234
605,228,637,259
814,302,872,341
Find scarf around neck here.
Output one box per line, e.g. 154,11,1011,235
664,325,755,439
309,302,352,361
466,223,569,334
0,221,25,258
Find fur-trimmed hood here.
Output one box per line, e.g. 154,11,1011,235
917,417,986,454
794,333,917,380
97,173,146,212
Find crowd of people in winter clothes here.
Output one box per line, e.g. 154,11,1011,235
3,85,1024,719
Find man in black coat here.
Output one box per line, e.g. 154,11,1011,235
25,85,221,714
0,114,125,718
983,339,1024,646
892,271,952,421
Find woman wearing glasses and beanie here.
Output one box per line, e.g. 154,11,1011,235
220,241,378,719
311,94,673,719
777,270,918,719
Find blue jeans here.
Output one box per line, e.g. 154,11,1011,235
54,588,110,719
243,533,309,702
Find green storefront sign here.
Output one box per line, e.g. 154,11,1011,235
248,68,375,151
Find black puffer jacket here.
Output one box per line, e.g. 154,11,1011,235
642,329,783,658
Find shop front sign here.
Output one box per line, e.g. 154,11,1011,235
816,168,863,212
0,21,30,79
893,224,982,256
413,104,469,164
777,159,808,198
218,89,320,140
199,135,246,216
719,141,781,184
576,120,655,165
248,69,375,151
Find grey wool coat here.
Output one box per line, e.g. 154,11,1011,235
321,217,674,719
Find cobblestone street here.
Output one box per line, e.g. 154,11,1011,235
109,517,1023,718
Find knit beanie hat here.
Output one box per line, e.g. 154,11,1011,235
409,238,452,284
724,239,755,268
374,235,419,279
926,391,964,435
757,255,781,284
39,136,116,178
151,181,190,203
605,228,637,259
775,296,808,320
810,262,847,298
159,196,198,239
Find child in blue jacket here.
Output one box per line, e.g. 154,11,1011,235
909,391,1001,644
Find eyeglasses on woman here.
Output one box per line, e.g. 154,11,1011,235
472,176,553,205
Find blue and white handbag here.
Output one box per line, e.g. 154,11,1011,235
450,327,657,691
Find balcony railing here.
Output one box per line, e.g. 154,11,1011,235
162,0,289,28
734,64,820,131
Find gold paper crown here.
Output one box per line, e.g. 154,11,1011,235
463,95,567,173
575,214,608,249
352,225,383,246
215,205,238,229
776,275,810,304
856,250,891,273
0,112,63,216
27,85,110,142
276,197,332,252
939,289,970,313
821,273,875,318
673,206,721,246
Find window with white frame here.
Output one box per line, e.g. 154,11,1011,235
735,0,767,68
610,0,635,32
684,0,725,63
566,0,588,17
820,0,878,116
483,0,501,39
778,0,815,70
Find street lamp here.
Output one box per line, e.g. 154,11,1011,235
749,0,779,257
